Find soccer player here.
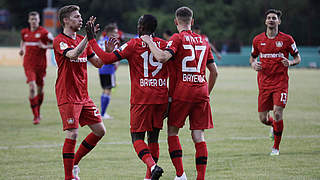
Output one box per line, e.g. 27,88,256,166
19,11,53,124
98,23,120,119
249,9,301,156
193,24,221,60
53,5,107,180
141,7,218,180
86,14,167,180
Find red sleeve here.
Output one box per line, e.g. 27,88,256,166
207,46,214,61
21,29,25,41
114,39,134,59
42,28,53,43
165,33,181,57
251,36,259,58
287,35,299,56
53,37,70,56
88,39,119,64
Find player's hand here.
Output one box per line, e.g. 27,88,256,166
19,49,24,56
105,37,120,53
140,35,153,44
85,16,100,40
38,42,46,49
251,61,262,71
281,57,290,67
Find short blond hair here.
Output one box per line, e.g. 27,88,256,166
175,6,193,24
58,5,80,27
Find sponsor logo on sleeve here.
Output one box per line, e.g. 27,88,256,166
59,42,69,50
291,42,298,53
118,43,128,52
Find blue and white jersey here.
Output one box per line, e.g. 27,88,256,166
98,36,116,74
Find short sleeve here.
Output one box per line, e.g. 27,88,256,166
287,35,299,56
165,33,181,57
53,37,73,57
21,29,25,41
251,36,259,58
115,39,134,59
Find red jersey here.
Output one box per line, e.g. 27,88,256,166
53,33,95,106
21,26,53,68
166,30,214,102
251,32,299,90
89,37,169,105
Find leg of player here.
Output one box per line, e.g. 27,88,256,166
145,128,161,180
271,105,284,156
258,111,274,126
73,122,105,179
28,81,40,124
63,128,78,180
191,130,207,180
101,88,112,119
37,85,44,119
168,125,186,179
132,132,163,180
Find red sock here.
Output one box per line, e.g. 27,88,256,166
266,116,274,126
29,96,39,118
74,132,102,165
63,138,76,180
195,142,208,180
38,93,44,114
145,142,159,178
133,140,155,168
273,120,284,150
168,136,184,177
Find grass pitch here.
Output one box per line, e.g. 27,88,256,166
0,65,319,180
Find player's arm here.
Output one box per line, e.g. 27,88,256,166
209,42,221,60
249,55,262,71
281,53,301,67
207,60,218,94
19,40,24,56
65,37,88,60
140,35,172,63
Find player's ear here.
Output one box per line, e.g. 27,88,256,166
174,18,178,26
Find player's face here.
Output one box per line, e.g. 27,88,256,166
107,29,119,39
28,15,40,29
65,10,83,32
265,13,280,29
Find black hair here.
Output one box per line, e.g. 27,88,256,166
265,9,282,19
138,14,157,35
164,29,172,36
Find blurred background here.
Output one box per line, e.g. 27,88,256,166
0,0,319,67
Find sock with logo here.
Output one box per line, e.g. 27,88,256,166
195,141,208,180
133,140,156,169
63,138,76,180
168,136,184,177
74,132,103,165
273,120,284,150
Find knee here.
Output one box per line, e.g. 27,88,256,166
273,111,282,121
66,130,78,140
94,126,106,137
191,130,205,143
259,114,268,124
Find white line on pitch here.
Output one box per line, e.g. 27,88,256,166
0,135,319,150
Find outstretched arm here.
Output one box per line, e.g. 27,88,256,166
209,42,221,60
207,62,218,94
140,35,172,63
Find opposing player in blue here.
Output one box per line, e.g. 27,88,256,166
98,23,120,119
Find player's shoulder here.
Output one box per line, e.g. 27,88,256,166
76,34,85,40
278,31,294,41
21,27,29,34
38,26,48,32
253,32,266,42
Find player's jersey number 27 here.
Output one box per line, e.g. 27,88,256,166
182,45,206,73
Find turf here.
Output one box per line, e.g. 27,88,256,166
0,65,319,180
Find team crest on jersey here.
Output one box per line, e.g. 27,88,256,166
35,33,41,38
67,118,74,124
24,34,28,38
59,42,69,50
275,41,283,47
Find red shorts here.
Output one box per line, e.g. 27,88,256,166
258,88,288,112
130,103,167,133
23,66,46,86
168,100,213,130
58,100,102,131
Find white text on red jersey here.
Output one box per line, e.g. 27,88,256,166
140,78,167,87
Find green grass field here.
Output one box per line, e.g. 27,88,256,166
0,65,319,180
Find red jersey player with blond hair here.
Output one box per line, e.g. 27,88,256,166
19,11,53,124
86,14,167,180
141,6,218,180
249,9,301,156
53,5,109,180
